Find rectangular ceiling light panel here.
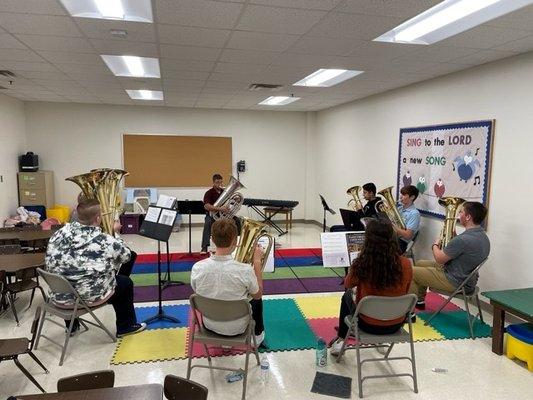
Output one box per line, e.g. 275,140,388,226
293,69,363,87
126,89,163,100
374,0,533,45
258,96,301,106
101,55,160,78
60,0,153,22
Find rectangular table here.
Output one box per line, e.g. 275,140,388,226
482,287,533,355
0,252,46,273
16,383,163,400
0,230,54,241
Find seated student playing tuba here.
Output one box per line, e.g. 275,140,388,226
393,185,421,254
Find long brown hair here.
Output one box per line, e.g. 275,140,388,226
352,219,403,290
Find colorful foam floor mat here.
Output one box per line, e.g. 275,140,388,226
111,292,492,365
131,248,347,303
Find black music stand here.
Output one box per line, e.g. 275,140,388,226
319,194,336,233
177,200,206,255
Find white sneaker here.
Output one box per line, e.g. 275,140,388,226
330,339,345,356
255,331,265,347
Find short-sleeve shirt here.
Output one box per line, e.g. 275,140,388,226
361,197,381,218
397,203,421,243
443,227,490,292
190,254,259,335
203,187,223,214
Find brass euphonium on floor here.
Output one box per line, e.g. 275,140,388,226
66,168,128,236
438,197,465,249
346,185,363,211
375,186,407,230
211,176,245,220
234,218,274,271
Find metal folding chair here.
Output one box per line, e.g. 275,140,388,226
57,370,115,392
164,374,208,400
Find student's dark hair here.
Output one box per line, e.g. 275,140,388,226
362,182,376,195
212,174,223,181
351,220,403,290
211,219,238,247
77,198,101,225
400,185,419,201
462,201,487,225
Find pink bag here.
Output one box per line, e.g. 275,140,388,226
41,218,61,230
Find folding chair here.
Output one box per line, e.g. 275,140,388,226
0,306,48,393
335,294,418,398
187,294,260,400
34,268,116,366
4,266,46,326
424,258,488,339
164,374,208,400
57,370,115,392
404,231,419,261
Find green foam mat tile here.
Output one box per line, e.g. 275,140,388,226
418,310,492,339
292,266,339,278
261,298,318,352
263,268,298,280
131,272,191,286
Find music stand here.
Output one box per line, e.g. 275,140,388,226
176,200,206,255
319,194,336,233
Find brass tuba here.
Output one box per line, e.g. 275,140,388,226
438,197,465,249
346,185,363,211
66,168,128,236
234,218,274,271
375,186,406,230
210,176,245,220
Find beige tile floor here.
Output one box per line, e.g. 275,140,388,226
1,223,532,399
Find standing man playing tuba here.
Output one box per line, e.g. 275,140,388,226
394,185,421,254
201,174,230,254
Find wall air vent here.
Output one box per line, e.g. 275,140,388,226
248,83,283,91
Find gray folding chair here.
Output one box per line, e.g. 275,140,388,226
187,294,260,400
57,370,114,392
335,294,418,398
404,231,419,261
164,374,208,400
425,258,488,339
34,268,116,366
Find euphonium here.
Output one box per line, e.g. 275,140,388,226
346,185,363,211
438,197,465,249
66,168,128,236
234,218,274,271
375,186,407,230
211,176,245,220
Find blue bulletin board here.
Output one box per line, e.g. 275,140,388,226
397,120,494,218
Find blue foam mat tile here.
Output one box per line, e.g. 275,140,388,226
134,304,190,329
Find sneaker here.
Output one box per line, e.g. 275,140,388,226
330,338,345,356
117,323,146,338
255,331,265,347
415,301,426,310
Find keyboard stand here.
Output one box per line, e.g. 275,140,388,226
247,205,287,236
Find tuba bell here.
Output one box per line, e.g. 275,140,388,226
210,176,245,220
375,186,407,230
66,168,128,236
438,197,465,249
346,185,363,211
234,218,274,271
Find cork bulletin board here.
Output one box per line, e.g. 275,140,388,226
123,134,233,187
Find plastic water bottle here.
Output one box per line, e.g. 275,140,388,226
225,370,244,383
260,356,270,384
316,337,327,367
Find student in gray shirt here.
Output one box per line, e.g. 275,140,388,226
410,201,490,310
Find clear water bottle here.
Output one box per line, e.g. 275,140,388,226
316,337,327,367
260,356,270,384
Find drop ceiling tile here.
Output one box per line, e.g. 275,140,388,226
0,49,44,62
203,80,248,89
0,14,81,36
160,69,210,80
200,86,240,95
160,58,215,72
117,78,163,90
0,0,67,15
236,5,326,35
219,49,280,65
417,63,471,77
337,0,441,18
163,93,199,101
195,100,228,108
214,62,266,74
271,52,337,67
164,99,197,107
158,25,230,48
439,26,531,50
0,33,27,49
162,78,206,88
49,86,91,96
16,70,71,80
55,63,112,75
76,19,157,42
196,94,235,102
66,73,122,83
451,49,519,66
1,61,58,72
484,4,533,32
160,44,221,61
286,36,364,56
226,31,299,52
15,34,94,52
37,51,104,65
493,35,533,53
90,39,158,57
31,79,80,88
155,0,243,29
162,87,201,96
307,12,403,40
208,71,260,83
250,0,341,11
393,45,479,64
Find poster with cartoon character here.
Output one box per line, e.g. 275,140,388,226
397,120,494,218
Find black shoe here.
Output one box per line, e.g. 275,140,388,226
409,313,417,323
65,318,80,337
117,323,146,338
415,301,426,310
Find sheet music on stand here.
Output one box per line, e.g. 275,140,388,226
320,231,365,268
139,195,177,242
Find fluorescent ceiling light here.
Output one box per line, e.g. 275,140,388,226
126,90,163,100
293,69,363,87
101,55,160,78
374,0,533,45
258,96,300,106
59,0,153,23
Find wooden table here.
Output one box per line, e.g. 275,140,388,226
16,383,163,400
482,287,533,355
0,252,45,273
0,230,54,241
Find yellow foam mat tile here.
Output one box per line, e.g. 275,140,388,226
111,327,188,365
295,295,341,319
412,319,444,341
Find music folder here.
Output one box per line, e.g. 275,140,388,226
139,205,177,242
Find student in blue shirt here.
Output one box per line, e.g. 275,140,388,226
394,185,420,254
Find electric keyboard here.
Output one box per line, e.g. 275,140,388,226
243,198,299,208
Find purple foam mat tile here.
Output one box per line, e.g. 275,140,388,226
263,278,307,295
301,277,345,293
134,284,194,302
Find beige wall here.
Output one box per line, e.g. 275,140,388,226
310,51,533,291
0,94,26,220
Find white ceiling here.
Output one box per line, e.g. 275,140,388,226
0,0,532,111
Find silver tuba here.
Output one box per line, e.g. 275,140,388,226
210,176,245,220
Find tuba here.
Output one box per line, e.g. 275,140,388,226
346,185,363,211
438,197,465,249
210,176,245,220
375,186,407,230
66,168,128,236
234,218,274,271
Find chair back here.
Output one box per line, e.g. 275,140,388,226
164,374,208,400
355,294,417,321
57,370,115,392
459,258,488,294
190,294,252,323
37,268,78,297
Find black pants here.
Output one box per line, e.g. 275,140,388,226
337,289,404,338
250,298,264,335
118,250,137,277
